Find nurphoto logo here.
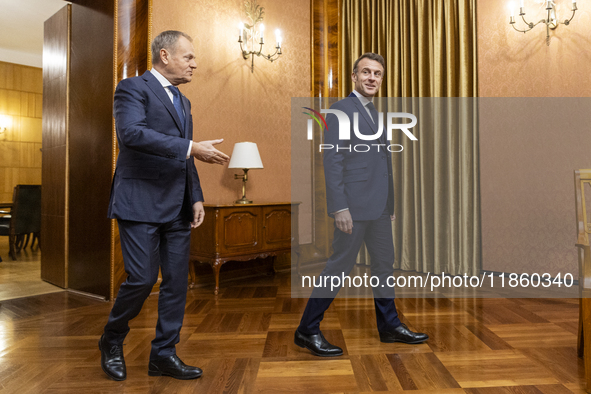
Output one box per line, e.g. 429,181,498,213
303,106,418,152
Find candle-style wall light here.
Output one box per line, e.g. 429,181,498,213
508,0,578,45
0,115,11,135
238,0,283,73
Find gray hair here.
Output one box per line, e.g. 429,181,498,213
151,30,193,65
353,52,386,76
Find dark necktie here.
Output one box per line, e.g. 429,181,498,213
366,101,379,126
366,101,385,143
168,85,185,128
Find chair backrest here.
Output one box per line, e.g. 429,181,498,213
574,170,591,248
10,184,41,235
574,170,591,296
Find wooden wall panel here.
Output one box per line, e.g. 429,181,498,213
0,62,43,203
41,5,70,288
40,0,149,299
298,0,341,268
116,0,150,81
67,1,114,298
112,0,151,300
311,0,340,98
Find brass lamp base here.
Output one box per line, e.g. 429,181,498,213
235,196,253,204
234,169,253,204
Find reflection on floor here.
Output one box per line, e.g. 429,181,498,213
0,270,585,393
0,237,63,301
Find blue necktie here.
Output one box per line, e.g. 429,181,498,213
168,85,185,128
367,101,385,144
366,101,379,125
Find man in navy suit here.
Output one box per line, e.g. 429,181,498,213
99,30,229,381
294,53,428,357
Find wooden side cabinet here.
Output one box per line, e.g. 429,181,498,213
189,202,299,295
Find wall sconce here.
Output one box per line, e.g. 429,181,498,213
508,0,578,46
0,115,11,134
238,0,283,73
228,142,264,204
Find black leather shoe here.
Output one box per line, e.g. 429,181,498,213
98,335,126,381
148,355,202,380
379,323,429,344
294,329,343,357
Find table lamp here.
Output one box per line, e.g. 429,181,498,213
228,142,264,204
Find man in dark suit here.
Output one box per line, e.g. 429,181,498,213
295,53,428,357
99,30,229,381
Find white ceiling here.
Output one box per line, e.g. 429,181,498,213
0,0,70,68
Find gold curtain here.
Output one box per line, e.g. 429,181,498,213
340,0,480,275
340,0,477,97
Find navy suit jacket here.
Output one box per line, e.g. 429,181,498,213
323,93,394,221
108,70,203,223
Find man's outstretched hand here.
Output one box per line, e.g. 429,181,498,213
191,139,230,165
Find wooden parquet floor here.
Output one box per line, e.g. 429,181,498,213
0,271,585,393
0,238,63,301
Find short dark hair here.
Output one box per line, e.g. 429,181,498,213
353,53,386,75
151,30,193,65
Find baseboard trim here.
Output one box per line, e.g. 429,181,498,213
67,288,107,301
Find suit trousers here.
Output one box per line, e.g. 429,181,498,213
298,208,401,335
103,212,191,360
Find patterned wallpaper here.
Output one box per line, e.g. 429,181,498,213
477,0,591,277
152,0,310,205
478,0,591,97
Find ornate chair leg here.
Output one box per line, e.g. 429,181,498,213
23,233,30,249
14,234,24,253
188,260,196,289
212,260,222,296
33,232,40,250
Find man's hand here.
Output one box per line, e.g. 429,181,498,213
334,209,353,234
391,214,396,221
191,139,230,165
191,201,205,228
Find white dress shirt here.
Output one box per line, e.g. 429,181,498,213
150,68,192,159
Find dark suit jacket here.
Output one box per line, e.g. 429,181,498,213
324,93,394,221
108,70,203,223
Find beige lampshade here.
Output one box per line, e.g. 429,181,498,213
228,142,264,169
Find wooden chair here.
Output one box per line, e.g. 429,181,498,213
0,185,41,260
574,169,591,392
